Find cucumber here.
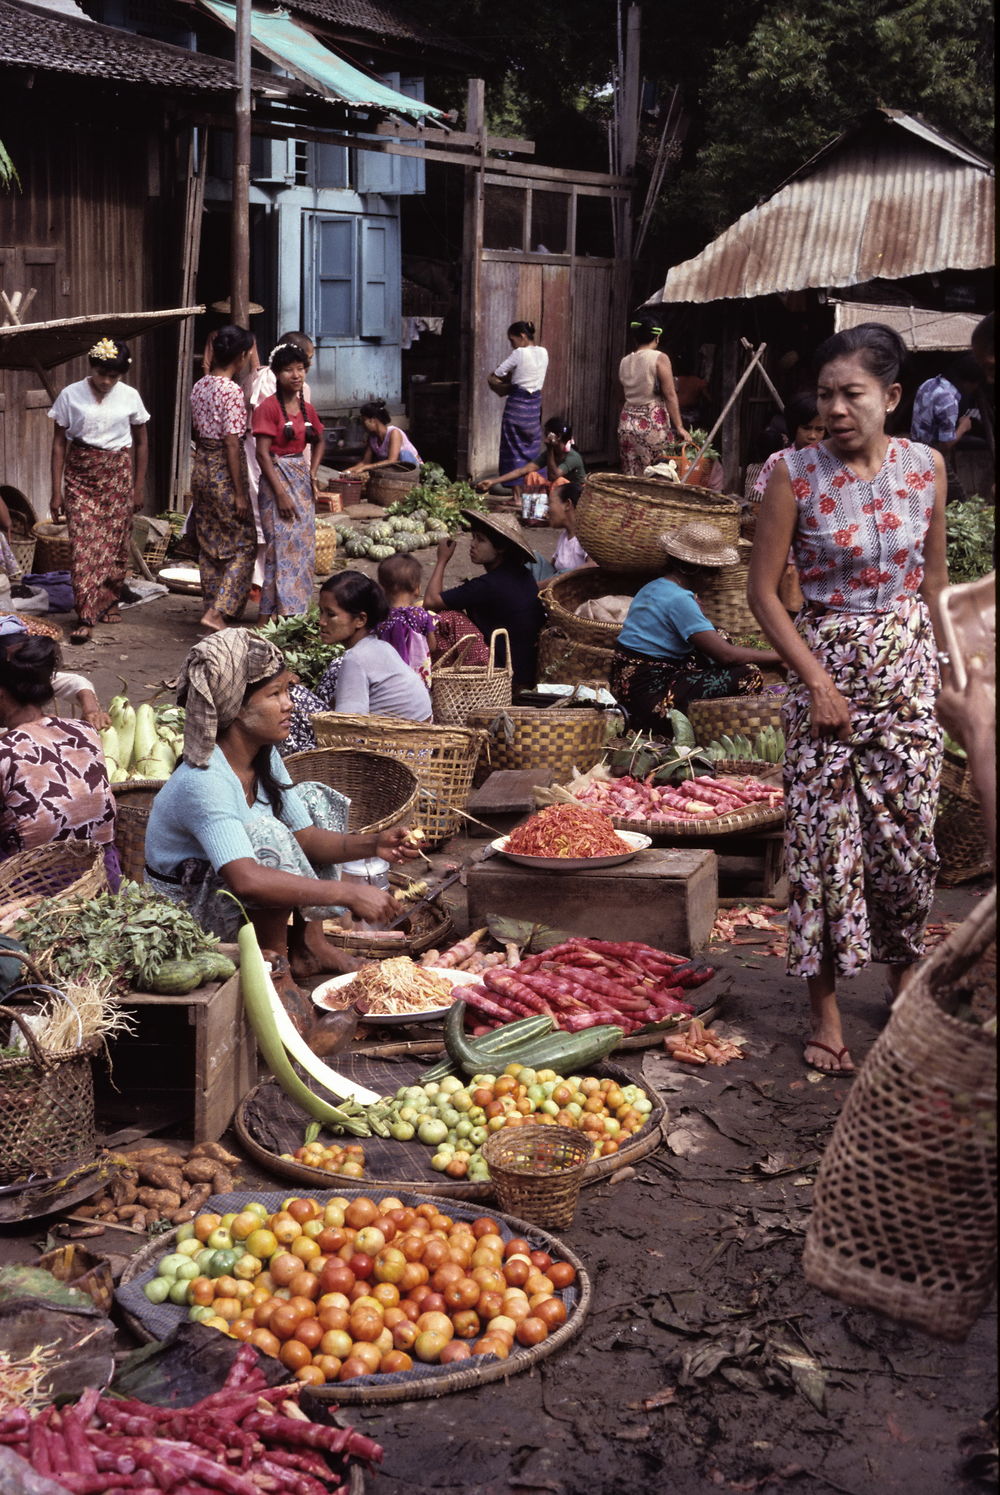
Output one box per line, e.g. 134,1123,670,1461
422,1013,555,1081
496,1024,626,1074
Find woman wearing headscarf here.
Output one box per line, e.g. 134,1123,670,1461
617,317,690,476
144,629,419,1021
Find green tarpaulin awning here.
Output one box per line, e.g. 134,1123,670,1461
200,1,442,121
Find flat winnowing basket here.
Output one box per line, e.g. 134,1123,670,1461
803,890,997,1341
431,628,513,727
539,567,635,648
537,628,615,687
0,1004,100,1184
0,841,108,906
283,748,418,835
310,714,485,847
467,704,617,784
698,540,758,636
575,472,740,574
687,692,786,745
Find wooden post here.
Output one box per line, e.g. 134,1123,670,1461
230,0,252,330
457,78,486,478
720,319,743,493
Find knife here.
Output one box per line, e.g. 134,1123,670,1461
384,843,500,932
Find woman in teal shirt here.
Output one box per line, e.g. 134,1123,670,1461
610,522,779,732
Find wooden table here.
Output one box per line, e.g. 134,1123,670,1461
466,847,718,956
650,827,787,903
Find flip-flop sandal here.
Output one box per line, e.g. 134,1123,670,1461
803,1040,855,1076
69,625,92,645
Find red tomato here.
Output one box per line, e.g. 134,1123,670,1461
515,1316,549,1347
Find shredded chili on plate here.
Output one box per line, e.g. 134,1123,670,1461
506,804,628,858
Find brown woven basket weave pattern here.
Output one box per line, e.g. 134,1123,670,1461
935,787,991,885
314,523,338,575
31,522,74,572
698,540,759,637
468,706,614,784
575,472,740,573
687,692,786,745
431,629,513,727
365,468,420,507
537,628,615,686
283,748,419,835
0,841,108,905
311,714,485,846
803,902,997,1340
539,567,635,648
0,1007,99,1184
8,514,36,572
111,780,166,886
482,1125,593,1229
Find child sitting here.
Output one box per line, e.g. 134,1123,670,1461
374,553,437,687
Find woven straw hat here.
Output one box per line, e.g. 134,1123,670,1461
659,521,737,569
460,508,536,563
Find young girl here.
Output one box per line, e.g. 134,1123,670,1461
487,321,549,507
347,400,421,473
477,416,585,524
253,343,324,621
49,337,150,645
751,392,826,614
374,553,436,686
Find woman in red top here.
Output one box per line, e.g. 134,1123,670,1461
253,344,325,620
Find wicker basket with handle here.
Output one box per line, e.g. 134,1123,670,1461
0,1002,100,1184
431,628,513,726
0,840,108,906
697,539,759,637
539,566,635,648
575,472,740,574
803,889,996,1341
7,512,36,573
110,779,167,886
466,702,618,783
537,628,616,687
310,714,486,847
687,691,786,745
31,521,73,572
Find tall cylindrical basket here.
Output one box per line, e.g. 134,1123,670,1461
482,1125,593,1229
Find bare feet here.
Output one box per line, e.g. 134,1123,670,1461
260,948,314,1037
200,606,227,631
292,922,362,977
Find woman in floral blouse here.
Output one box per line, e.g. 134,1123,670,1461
748,323,948,1076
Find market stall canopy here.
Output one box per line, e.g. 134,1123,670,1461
830,300,983,353
199,0,444,120
646,110,994,305
0,307,205,372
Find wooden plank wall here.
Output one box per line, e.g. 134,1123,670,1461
0,97,181,517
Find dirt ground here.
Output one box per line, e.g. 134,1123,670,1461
4,530,997,1495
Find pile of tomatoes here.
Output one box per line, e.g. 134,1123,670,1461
144,1194,576,1386
282,1140,367,1176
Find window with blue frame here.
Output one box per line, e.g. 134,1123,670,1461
308,213,400,342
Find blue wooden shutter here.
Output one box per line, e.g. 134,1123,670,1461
315,216,355,338
359,219,394,339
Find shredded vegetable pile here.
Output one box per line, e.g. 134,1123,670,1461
507,804,627,858
333,956,455,1015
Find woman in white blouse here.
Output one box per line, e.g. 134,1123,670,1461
49,337,149,645
487,320,549,508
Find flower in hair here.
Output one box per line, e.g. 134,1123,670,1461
268,342,296,363
89,337,126,363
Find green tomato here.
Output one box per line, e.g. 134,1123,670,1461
541,1081,557,1097
207,1249,238,1278
451,1091,473,1113
220,1212,237,1229
175,1259,200,1281
541,1098,560,1117
168,1279,191,1305
398,1106,419,1125
469,1107,486,1124
189,1304,214,1322
469,1125,488,1147
517,1068,536,1086
437,1106,461,1129
468,1161,491,1182
175,1222,196,1243
603,1118,621,1138
389,1121,415,1142
175,1237,202,1258
144,1277,171,1304
196,1249,216,1272
157,1253,190,1280
417,1117,449,1146
430,1152,451,1172
206,1228,233,1251
423,1081,441,1098
527,1085,546,1108
438,1076,464,1095
633,1096,653,1115
455,1118,474,1139
566,1102,583,1119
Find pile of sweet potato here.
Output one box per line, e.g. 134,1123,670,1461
77,1141,241,1231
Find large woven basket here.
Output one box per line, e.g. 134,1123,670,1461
282,748,419,835
537,628,615,687
314,520,338,575
7,513,36,573
311,714,486,847
935,789,991,885
481,1125,592,1230
539,566,635,648
431,628,513,727
365,466,421,508
687,691,786,745
0,841,108,906
0,1003,100,1184
467,704,616,784
575,472,741,574
698,539,759,636
31,521,73,572
803,889,997,1341
111,779,167,886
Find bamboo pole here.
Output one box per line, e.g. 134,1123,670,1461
679,341,767,484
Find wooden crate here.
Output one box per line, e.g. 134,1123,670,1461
95,965,256,1142
466,848,718,956
651,828,787,903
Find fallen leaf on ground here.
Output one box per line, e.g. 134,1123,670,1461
641,1387,678,1409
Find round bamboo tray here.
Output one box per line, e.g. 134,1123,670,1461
233,1052,666,1203
320,869,455,958
600,798,783,837
117,1185,591,1404
539,566,635,648
575,472,741,574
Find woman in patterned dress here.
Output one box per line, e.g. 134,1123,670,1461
748,323,948,1075
617,318,690,476
0,634,119,886
49,337,149,645
253,343,324,622
190,325,257,632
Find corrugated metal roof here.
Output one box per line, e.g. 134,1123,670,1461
830,300,983,352
200,0,442,119
284,0,482,60
649,111,995,306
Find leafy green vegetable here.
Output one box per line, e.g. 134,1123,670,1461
386,463,487,533
663,427,721,463
254,608,343,688
946,497,995,584
12,881,223,992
